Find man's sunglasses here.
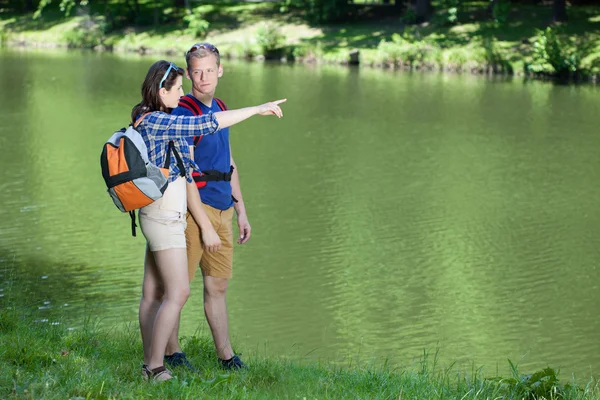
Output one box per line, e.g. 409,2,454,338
186,42,220,57
159,62,182,90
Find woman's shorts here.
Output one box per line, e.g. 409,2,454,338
139,177,187,252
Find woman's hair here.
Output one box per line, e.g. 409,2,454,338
131,60,184,124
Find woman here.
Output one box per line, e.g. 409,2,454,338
132,60,285,381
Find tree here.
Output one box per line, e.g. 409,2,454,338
173,0,191,13
415,0,432,23
552,0,567,22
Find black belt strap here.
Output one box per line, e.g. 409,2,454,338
193,165,234,182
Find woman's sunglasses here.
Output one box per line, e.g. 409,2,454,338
158,62,182,90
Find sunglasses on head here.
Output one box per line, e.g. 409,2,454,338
186,42,220,57
158,62,181,90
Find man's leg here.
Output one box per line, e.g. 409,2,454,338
202,274,234,360
198,206,239,364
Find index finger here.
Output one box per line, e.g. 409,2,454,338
272,99,287,105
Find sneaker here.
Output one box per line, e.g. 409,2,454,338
219,354,247,370
164,352,197,372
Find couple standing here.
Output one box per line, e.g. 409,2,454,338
132,42,285,381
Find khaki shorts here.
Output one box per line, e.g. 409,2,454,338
185,204,234,281
139,177,187,252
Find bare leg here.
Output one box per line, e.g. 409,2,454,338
148,248,190,374
165,315,182,356
203,275,234,360
139,246,163,365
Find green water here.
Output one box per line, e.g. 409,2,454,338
1,48,599,378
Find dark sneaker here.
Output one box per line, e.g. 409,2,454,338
164,352,197,372
219,354,247,370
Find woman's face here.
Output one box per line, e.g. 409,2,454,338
160,75,184,109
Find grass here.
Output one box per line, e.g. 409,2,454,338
2,309,599,399
0,273,599,400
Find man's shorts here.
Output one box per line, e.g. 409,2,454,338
185,204,234,281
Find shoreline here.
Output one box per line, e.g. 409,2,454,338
0,303,598,399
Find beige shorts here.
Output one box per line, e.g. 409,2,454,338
139,177,187,252
185,204,234,281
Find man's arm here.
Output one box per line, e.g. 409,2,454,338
187,147,221,253
230,145,251,244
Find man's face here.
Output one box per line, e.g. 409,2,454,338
186,53,222,96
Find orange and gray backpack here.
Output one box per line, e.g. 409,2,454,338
100,114,175,236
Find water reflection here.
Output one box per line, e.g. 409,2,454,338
0,48,599,379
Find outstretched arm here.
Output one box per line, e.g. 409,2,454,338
214,99,286,129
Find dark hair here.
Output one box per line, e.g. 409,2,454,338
131,60,184,124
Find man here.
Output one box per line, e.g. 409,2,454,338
165,42,250,370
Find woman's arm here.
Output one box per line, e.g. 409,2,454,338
142,99,285,139
214,99,286,129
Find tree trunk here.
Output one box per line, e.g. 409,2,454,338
553,0,568,22
174,0,192,13
24,0,35,11
415,0,432,23
488,0,498,19
154,2,159,27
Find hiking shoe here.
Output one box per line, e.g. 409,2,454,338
164,352,197,372
219,354,247,370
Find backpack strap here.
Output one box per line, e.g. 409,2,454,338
214,97,228,111
133,112,151,128
179,95,202,115
164,141,186,178
130,210,137,237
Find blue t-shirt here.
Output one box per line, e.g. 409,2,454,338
171,95,233,210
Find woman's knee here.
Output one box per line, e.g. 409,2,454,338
166,284,190,307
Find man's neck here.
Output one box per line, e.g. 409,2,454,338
191,90,214,108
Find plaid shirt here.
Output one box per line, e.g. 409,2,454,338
136,111,220,183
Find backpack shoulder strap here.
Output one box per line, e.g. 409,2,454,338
133,112,152,128
214,97,228,111
179,95,202,116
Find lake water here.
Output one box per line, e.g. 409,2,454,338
0,48,599,379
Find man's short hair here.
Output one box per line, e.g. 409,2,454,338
185,43,221,68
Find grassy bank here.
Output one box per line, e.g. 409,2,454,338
1,294,599,399
1,2,599,81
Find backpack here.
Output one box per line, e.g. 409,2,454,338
100,114,183,236
177,96,232,189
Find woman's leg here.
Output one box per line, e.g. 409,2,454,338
139,246,163,366
148,247,190,373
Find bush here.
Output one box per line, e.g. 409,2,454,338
184,8,210,38
256,22,285,59
62,15,106,48
526,27,585,76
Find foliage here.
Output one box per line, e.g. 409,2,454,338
432,0,461,26
62,15,106,48
256,22,285,55
487,360,582,399
526,26,588,76
491,0,511,25
183,7,210,38
34,0,88,19
295,0,352,23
